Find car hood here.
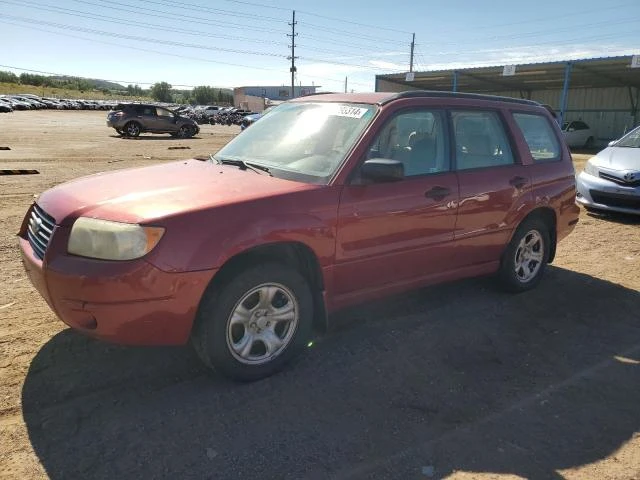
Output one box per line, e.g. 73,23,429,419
37,159,317,225
592,147,640,171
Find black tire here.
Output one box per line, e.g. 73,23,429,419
585,136,595,148
191,263,314,381
124,121,141,137
498,217,551,293
177,125,194,138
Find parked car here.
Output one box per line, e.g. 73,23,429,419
18,91,579,381
576,124,640,215
240,106,274,131
0,96,30,110
562,120,595,148
240,112,262,130
106,103,200,138
0,98,13,112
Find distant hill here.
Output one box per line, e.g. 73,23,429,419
49,76,125,90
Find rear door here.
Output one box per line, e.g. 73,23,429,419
156,107,178,132
450,109,533,268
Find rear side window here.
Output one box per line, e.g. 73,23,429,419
512,113,561,162
451,110,514,170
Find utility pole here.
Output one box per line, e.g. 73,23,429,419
409,33,415,72
344,76,347,93
287,10,298,99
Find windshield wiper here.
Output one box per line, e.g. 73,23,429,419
210,155,272,176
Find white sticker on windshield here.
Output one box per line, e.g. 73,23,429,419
334,106,367,118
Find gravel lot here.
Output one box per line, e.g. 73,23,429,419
1,110,639,480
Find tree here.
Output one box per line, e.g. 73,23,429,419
192,86,216,104
0,71,19,83
150,82,173,102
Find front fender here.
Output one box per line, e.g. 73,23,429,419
146,188,341,273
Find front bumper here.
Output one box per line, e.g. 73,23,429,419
18,234,216,346
576,171,640,215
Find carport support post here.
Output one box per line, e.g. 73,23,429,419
559,62,572,127
452,70,458,93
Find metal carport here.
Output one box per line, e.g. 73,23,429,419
375,55,640,143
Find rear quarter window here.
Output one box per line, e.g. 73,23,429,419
512,112,561,162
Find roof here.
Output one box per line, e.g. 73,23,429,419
376,55,640,93
289,92,391,104
289,90,546,107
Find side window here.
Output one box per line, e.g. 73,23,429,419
367,110,448,177
156,108,173,118
451,110,514,170
142,106,156,116
512,112,561,162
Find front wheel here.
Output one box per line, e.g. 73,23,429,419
498,218,550,293
177,125,195,138
191,263,314,381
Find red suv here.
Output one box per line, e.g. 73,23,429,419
18,91,579,381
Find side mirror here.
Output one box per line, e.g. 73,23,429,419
608,140,618,147
568,127,575,132
360,158,404,182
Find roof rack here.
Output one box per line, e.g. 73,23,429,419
298,91,337,97
379,90,540,107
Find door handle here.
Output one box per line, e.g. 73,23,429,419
509,176,528,189
424,186,451,200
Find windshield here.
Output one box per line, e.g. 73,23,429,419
615,125,640,148
213,101,377,183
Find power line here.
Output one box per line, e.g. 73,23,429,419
0,22,285,71
297,32,408,54
65,0,285,35
0,14,289,58
411,30,640,70
297,20,409,46
296,10,410,35
417,17,640,48
96,0,286,24
466,0,637,31
217,0,411,34
3,0,287,46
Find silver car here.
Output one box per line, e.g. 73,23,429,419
576,125,640,215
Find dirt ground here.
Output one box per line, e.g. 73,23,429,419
0,111,639,480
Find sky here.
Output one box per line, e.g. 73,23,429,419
0,0,639,93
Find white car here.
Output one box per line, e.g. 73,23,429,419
562,120,595,148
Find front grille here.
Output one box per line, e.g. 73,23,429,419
590,190,640,210
27,204,56,260
599,171,640,187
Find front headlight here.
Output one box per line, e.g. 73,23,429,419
583,160,599,177
68,217,164,260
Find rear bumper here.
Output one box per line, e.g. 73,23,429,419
19,236,216,346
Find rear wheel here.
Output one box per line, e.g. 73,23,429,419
585,136,595,148
124,121,141,137
498,217,550,293
191,263,314,381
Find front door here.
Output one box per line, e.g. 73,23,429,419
334,108,459,297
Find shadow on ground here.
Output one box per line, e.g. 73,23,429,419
109,135,200,140
585,210,640,225
22,267,640,479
